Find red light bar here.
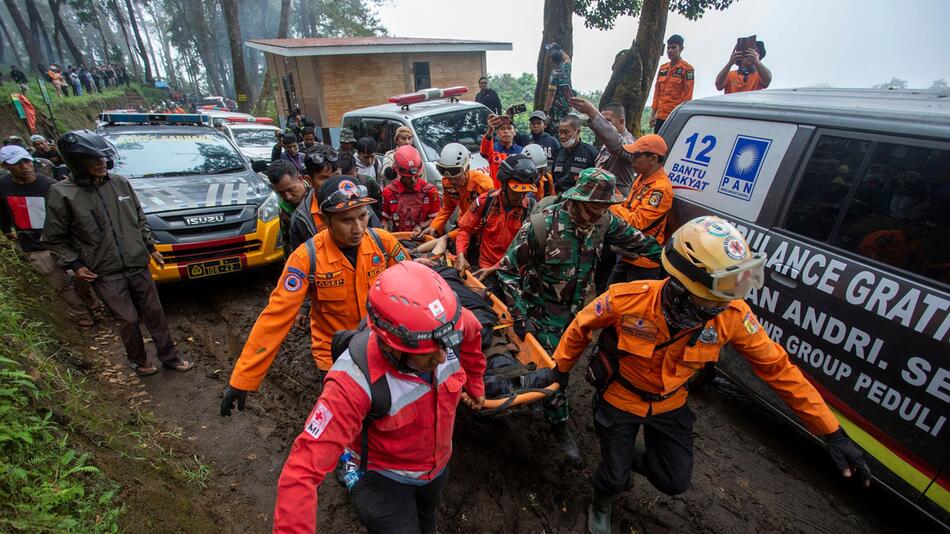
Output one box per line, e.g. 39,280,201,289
254,117,274,124
387,86,469,107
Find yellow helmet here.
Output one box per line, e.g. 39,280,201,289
661,216,767,302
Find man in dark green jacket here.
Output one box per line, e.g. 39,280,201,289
42,130,192,377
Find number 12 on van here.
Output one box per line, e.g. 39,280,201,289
718,135,773,202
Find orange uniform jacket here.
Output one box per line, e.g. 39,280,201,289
610,167,673,269
553,280,840,436
455,190,530,269
431,169,494,236
538,169,556,199
229,229,408,390
652,60,694,120
723,69,768,94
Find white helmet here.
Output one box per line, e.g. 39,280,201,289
522,144,548,169
437,142,470,169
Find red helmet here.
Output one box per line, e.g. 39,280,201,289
393,145,423,177
367,262,463,354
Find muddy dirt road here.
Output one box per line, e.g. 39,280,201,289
95,267,935,533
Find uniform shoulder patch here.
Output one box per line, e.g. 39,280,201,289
648,190,664,207
283,271,304,292
743,311,760,334
304,402,333,440
686,70,694,80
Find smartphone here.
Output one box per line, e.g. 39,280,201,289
506,104,527,116
735,34,756,65
559,84,574,100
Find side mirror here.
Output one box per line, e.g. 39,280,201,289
250,159,267,173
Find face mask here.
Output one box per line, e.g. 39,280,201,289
562,136,577,149
661,278,728,331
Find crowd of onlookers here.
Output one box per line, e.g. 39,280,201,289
5,63,131,97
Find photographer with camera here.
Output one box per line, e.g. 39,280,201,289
542,43,573,136
715,38,771,94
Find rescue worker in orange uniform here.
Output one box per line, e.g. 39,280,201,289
454,154,539,295
715,39,772,94
272,262,486,534
423,143,494,239
550,217,870,534
480,114,523,185
650,35,694,132
608,134,673,284
220,177,409,415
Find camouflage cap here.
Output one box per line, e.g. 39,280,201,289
339,128,356,143
561,168,625,204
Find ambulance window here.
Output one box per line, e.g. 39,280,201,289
359,118,401,154
832,142,950,285
783,136,870,242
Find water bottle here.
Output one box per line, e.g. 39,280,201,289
340,451,362,491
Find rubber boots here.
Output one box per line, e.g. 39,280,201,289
552,421,582,465
587,487,613,534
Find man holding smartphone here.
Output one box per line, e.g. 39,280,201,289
715,39,772,94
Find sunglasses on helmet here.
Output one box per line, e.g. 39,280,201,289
436,163,465,177
369,300,464,351
319,182,369,211
664,238,766,300
307,150,339,166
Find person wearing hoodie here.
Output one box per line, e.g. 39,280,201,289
42,130,192,377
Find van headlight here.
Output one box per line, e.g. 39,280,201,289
258,192,280,222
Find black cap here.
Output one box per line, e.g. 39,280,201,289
317,176,376,213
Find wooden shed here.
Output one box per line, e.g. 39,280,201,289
245,36,512,129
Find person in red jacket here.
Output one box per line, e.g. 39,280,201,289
381,145,441,234
479,114,524,185
273,261,487,534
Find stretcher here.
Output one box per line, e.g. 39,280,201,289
392,233,560,414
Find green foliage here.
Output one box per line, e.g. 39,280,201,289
575,0,738,29
0,248,122,533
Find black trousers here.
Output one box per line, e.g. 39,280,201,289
607,260,662,286
654,118,666,133
93,270,178,367
592,401,695,497
350,469,449,534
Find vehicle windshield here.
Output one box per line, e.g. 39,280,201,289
200,98,223,107
411,107,488,160
232,128,276,147
107,131,247,178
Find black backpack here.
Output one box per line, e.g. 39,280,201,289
330,324,390,473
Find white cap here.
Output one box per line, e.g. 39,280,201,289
0,145,33,164
30,134,46,143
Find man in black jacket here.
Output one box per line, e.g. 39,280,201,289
42,130,192,377
551,115,597,193
475,77,502,114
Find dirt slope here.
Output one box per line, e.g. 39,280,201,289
89,267,935,533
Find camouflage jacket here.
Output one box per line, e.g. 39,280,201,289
497,201,661,328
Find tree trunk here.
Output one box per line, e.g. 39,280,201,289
124,0,152,81
0,16,22,66
147,3,178,87
25,0,54,65
533,0,575,110
186,0,225,95
135,3,161,79
109,0,139,79
253,0,290,114
4,0,43,70
49,0,85,67
599,0,670,136
220,0,250,111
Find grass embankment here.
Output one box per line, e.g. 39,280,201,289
0,248,220,532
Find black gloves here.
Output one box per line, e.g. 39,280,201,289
552,368,570,389
220,386,247,417
825,427,871,486
513,318,536,340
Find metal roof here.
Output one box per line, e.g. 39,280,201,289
244,36,512,57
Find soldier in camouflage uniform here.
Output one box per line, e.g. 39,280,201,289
497,167,661,463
